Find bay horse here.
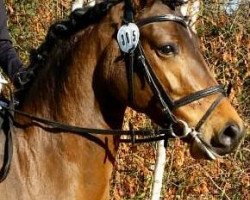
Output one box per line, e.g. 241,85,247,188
0,0,244,199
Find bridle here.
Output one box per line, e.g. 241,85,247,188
0,0,225,182
119,0,226,156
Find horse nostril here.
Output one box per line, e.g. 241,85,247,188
218,125,241,147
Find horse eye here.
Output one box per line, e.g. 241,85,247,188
159,44,177,55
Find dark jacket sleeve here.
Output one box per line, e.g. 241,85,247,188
0,0,23,80
0,40,23,80
0,0,10,40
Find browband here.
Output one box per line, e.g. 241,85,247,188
137,14,188,28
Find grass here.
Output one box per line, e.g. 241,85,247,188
4,0,250,199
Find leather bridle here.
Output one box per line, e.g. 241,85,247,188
122,0,225,133
0,0,226,182
120,0,227,158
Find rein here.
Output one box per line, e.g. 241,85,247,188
0,1,226,182
1,104,173,143
0,100,183,183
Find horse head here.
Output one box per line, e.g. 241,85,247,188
18,0,244,162
96,0,244,159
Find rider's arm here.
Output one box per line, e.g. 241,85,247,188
0,0,23,81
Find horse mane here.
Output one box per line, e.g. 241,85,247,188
27,1,122,81
24,0,181,93
10,1,121,105
27,0,182,71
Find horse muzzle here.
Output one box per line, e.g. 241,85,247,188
210,124,245,155
171,120,245,160
190,124,245,160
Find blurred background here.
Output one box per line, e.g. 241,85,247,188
5,0,249,199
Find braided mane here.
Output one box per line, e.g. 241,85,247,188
25,0,181,90
28,0,121,74
28,0,181,71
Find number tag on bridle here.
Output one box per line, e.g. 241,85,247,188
117,23,140,53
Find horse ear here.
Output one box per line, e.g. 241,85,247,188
162,0,187,10
132,0,155,11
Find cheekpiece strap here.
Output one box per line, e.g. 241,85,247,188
124,0,134,23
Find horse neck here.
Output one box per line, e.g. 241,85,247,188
21,25,125,130
1,22,126,199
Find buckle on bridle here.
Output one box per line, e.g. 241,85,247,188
163,120,191,147
170,119,192,139
167,119,221,160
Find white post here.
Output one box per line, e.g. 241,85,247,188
72,0,96,11
151,140,167,200
72,0,84,11
224,0,241,15
0,74,8,94
180,0,201,32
